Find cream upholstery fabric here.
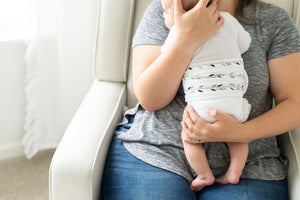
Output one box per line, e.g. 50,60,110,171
94,0,135,83
49,0,300,199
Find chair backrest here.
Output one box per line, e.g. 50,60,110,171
93,0,295,109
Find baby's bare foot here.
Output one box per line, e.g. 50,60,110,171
190,175,215,191
216,170,241,185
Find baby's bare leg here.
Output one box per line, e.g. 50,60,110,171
216,142,248,184
182,130,215,191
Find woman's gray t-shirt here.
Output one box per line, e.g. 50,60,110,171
118,0,300,182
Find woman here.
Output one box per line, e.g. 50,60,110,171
102,0,300,199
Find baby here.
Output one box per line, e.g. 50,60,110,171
161,0,251,191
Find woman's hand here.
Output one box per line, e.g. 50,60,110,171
173,0,224,52
181,105,247,143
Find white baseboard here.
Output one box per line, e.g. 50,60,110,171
0,141,24,161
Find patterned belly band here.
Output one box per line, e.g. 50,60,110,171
183,58,248,100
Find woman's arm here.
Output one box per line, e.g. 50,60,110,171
133,0,223,112
132,43,194,112
182,52,300,143
244,52,300,139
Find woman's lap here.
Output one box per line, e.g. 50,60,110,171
199,178,288,200
102,132,196,200
101,120,288,200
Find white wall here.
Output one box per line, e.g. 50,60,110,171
0,40,26,160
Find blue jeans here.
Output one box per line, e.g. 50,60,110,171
101,116,288,200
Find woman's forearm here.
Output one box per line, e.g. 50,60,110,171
133,42,194,112
243,53,300,142
242,98,300,142
181,97,300,144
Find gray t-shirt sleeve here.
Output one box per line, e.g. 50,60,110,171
132,0,169,48
267,7,300,60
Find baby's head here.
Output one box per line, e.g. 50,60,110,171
162,0,199,29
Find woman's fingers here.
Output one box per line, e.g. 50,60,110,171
191,0,222,32
181,121,202,144
206,108,229,123
172,0,223,50
181,121,193,138
183,108,195,128
215,13,224,28
182,105,211,143
211,9,220,22
173,0,184,17
206,0,218,16
186,105,207,128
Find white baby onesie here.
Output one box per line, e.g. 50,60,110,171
162,12,252,122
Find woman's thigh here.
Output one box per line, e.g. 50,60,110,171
101,118,288,200
199,178,288,200
101,133,197,200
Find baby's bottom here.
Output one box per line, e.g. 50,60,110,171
182,131,249,191
188,97,251,123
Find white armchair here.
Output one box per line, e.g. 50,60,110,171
49,0,300,199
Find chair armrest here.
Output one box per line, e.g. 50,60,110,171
49,80,126,200
278,127,300,200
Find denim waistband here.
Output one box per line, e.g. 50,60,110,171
115,114,135,135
